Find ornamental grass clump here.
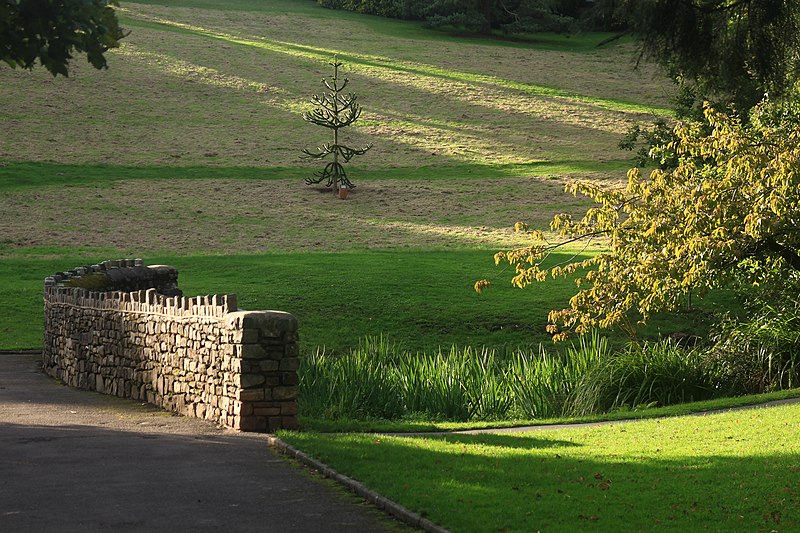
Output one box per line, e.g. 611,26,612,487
299,339,515,422
508,332,609,418
708,298,800,395
299,334,761,423
567,340,718,416
300,337,404,420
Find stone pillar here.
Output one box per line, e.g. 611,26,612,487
227,311,300,431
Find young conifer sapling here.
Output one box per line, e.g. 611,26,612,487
302,58,372,194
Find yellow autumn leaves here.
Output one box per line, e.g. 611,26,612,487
480,99,800,340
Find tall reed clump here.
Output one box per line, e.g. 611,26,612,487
395,346,513,421
508,332,610,418
567,340,719,416
708,300,800,394
299,336,404,420
299,339,515,422
299,330,788,423
299,335,614,422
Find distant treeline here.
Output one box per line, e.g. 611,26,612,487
316,0,623,34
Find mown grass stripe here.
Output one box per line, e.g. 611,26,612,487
120,12,672,116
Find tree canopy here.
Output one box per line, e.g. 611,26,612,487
317,0,608,34
479,100,800,340
1,0,125,76
619,0,800,111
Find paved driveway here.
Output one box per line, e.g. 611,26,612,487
0,353,402,532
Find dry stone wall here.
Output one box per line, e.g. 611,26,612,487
43,259,299,431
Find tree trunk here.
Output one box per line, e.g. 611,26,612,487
333,127,339,193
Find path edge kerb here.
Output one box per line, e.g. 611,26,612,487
266,435,450,533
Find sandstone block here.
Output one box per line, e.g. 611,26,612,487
239,373,266,388
272,386,298,401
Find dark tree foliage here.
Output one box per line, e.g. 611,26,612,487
620,0,800,111
1,0,125,76
318,0,606,34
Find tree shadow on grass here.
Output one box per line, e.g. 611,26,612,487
285,431,800,532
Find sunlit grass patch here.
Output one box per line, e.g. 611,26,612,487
280,402,800,531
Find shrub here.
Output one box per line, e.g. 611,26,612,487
708,299,800,395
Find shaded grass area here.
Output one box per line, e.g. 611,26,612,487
125,0,634,53
279,402,800,532
0,250,576,351
0,250,720,352
298,387,800,432
0,160,631,192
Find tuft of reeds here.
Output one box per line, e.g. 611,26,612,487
567,340,717,416
300,334,614,422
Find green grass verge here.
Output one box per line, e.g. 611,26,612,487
0,250,578,351
279,400,800,531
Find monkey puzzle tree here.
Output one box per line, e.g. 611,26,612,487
302,59,372,193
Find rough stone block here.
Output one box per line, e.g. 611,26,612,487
229,329,259,344
259,360,280,372
272,386,298,401
226,311,298,338
237,389,265,402
239,416,267,432
280,416,299,430
280,372,299,386
239,344,267,359
253,407,281,416
239,373,266,388
279,357,300,371
280,403,298,416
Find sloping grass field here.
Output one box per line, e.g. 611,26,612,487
0,0,675,351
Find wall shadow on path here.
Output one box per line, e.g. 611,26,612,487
0,421,400,533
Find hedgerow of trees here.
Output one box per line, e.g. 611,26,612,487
316,0,620,34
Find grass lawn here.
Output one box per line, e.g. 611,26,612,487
280,401,800,532
1,247,721,352
0,0,679,352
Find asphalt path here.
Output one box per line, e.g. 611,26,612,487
0,353,404,533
